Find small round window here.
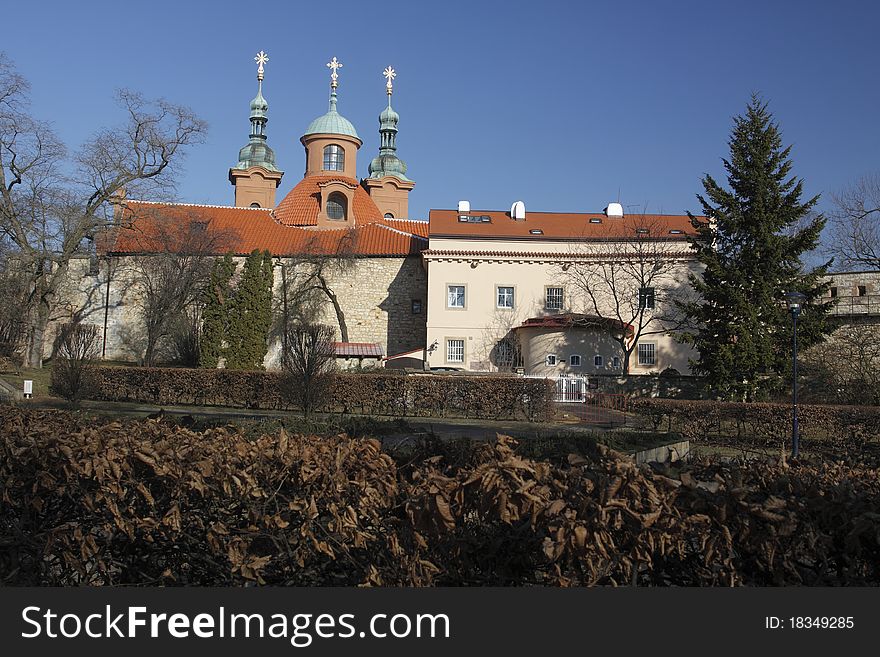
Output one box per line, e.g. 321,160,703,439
326,192,347,220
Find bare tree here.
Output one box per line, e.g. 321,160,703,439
279,230,358,342
0,245,30,361
561,216,692,373
280,322,337,417
827,174,880,271
123,209,234,366
49,322,99,404
802,322,880,405
0,53,206,368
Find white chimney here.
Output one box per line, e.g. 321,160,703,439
510,200,526,221
458,200,470,214
604,202,624,218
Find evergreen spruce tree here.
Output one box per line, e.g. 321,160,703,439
199,254,236,368
681,95,832,400
226,250,274,370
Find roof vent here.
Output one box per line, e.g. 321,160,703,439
511,200,526,221
458,200,470,214
589,218,602,224
604,202,624,218
529,229,543,235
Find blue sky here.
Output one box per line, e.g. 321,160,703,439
3,0,878,222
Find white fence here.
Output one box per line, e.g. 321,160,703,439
522,375,590,403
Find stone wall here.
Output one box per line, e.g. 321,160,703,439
56,254,428,369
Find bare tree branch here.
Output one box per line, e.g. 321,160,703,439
827,174,880,270
561,215,695,372
0,53,207,367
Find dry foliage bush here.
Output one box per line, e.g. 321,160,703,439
49,323,100,403
629,398,880,463
83,366,556,421
2,407,879,586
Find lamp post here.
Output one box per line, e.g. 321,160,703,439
785,291,807,458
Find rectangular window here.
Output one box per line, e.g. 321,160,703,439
497,286,514,309
447,285,465,308
637,343,656,366
447,339,464,363
594,355,603,367
830,286,838,298
411,299,422,314
638,286,656,309
858,285,868,297
570,354,581,366
546,354,557,366
612,356,621,369
545,287,564,310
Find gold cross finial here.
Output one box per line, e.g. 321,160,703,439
327,57,343,88
254,50,269,81
383,66,396,95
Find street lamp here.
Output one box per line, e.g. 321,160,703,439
785,291,807,458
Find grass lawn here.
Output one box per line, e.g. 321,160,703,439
1,367,52,397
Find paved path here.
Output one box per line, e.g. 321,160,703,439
19,397,612,442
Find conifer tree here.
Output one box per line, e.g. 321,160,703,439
199,254,236,368
681,95,832,400
226,250,274,370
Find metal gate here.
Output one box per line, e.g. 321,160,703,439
522,374,590,402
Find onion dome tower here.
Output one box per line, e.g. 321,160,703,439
274,57,383,229
363,66,415,219
229,51,284,208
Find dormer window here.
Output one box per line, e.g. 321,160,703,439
326,192,347,221
323,144,345,171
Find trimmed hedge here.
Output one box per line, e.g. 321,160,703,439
629,397,880,448
4,407,880,586
84,367,555,422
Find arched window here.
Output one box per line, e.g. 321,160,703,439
249,202,261,208
326,192,347,221
323,144,345,171
384,212,394,219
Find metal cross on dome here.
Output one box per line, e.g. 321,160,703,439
383,66,396,94
327,57,343,88
254,50,269,80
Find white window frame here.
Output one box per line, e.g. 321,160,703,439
545,286,564,311
446,338,465,364
569,354,582,367
594,354,603,367
447,284,466,309
496,285,515,309
546,354,557,366
637,342,656,366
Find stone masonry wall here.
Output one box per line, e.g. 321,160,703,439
56,254,428,369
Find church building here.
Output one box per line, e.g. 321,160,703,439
91,53,429,366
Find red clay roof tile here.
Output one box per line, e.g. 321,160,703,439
102,201,427,257
429,209,701,240
273,175,384,227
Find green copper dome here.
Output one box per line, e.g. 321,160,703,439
233,77,280,172
304,91,359,139
367,95,410,181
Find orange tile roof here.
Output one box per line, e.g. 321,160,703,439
514,313,634,334
429,209,701,240
273,175,384,226
333,342,383,357
102,201,427,257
